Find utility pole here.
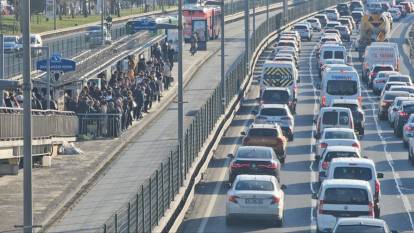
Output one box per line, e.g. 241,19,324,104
253,0,256,48
0,34,3,107
53,0,56,30
101,0,105,45
266,0,269,34
244,0,249,73
283,0,288,24
221,0,225,111
178,0,184,185
46,48,51,110
22,0,33,232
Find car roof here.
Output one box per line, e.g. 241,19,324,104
235,174,275,182
324,146,360,153
330,157,375,166
263,86,290,91
260,104,288,109
402,100,414,106
320,106,352,112
321,178,371,188
250,123,281,129
384,90,411,96
389,74,410,78
335,218,387,227
323,127,354,133
331,99,359,104
386,81,407,85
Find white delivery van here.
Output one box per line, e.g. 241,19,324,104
320,65,361,107
260,60,299,99
363,43,400,80
319,44,348,69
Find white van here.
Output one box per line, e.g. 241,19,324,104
363,43,400,80
313,179,375,233
320,65,361,108
326,157,384,218
315,107,354,138
260,60,299,99
319,44,348,68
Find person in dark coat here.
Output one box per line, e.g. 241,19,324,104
133,85,144,119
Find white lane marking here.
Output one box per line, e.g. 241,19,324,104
308,42,318,233
196,50,272,233
348,39,414,230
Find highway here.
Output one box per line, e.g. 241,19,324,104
178,11,414,233
46,3,289,233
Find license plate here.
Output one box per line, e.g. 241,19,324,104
245,198,263,205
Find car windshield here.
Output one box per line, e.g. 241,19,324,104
260,108,287,116
247,128,279,138
324,131,354,139
322,112,338,125
389,76,410,83
327,80,358,95
333,167,373,181
237,148,272,159
335,225,385,233
262,90,290,103
324,188,369,205
325,151,358,162
235,180,274,191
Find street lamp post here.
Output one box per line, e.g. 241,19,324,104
266,0,269,33
178,0,184,185
101,0,105,45
244,0,249,73
253,0,256,48
53,0,56,30
22,0,33,232
221,0,225,111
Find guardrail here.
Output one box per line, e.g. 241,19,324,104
99,0,344,232
0,108,78,141
78,113,122,139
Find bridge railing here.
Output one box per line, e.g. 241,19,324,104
0,108,78,141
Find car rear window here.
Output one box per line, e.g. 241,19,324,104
294,25,307,30
324,131,354,139
324,151,359,162
308,19,317,23
335,225,385,233
260,108,287,116
237,147,272,159
322,112,338,125
373,66,393,72
403,105,414,113
384,92,408,101
327,80,358,95
391,87,414,93
235,180,274,191
262,90,290,102
248,128,279,138
333,167,373,181
324,188,369,205
389,76,410,83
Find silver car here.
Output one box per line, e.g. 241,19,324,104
372,71,400,95
254,104,295,141
388,97,414,127
403,114,414,147
292,23,312,41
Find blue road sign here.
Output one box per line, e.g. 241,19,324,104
36,54,76,72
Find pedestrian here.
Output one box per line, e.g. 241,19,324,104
163,62,171,90
133,85,144,119
190,32,198,56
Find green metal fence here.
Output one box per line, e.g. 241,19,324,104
99,0,345,232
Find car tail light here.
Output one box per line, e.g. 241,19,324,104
318,200,324,214
370,72,375,77
322,161,329,170
352,143,360,149
375,180,381,195
358,96,363,106
321,96,326,107
320,142,328,148
259,162,278,169
271,195,280,204
405,125,413,131
228,195,239,203
276,137,284,146
400,111,409,118
231,162,249,169
368,202,374,217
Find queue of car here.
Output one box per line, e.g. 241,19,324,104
225,2,403,232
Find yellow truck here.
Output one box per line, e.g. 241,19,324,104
358,12,391,51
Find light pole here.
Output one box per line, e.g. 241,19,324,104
53,0,56,30
101,0,105,45
266,0,269,34
0,34,3,107
244,0,249,73
22,0,33,232
178,0,184,185
221,0,225,111
283,0,288,24
253,0,256,48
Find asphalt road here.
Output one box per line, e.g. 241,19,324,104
178,12,414,233
46,4,287,233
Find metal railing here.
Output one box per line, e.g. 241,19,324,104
78,113,122,139
98,0,345,232
0,108,78,140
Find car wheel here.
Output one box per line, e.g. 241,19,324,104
275,215,284,227
404,140,409,148
374,205,380,218
226,215,235,225
289,134,294,141
279,157,285,164
359,128,365,136
408,150,411,161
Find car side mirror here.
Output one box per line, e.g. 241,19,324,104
377,173,384,179
311,193,318,200
280,184,287,190
227,153,235,159
241,131,246,136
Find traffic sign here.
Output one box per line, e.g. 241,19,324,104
36,54,76,72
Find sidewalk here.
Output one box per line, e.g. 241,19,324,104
0,43,213,233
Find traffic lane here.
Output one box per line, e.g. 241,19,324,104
179,34,322,233
389,14,414,77
346,26,414,232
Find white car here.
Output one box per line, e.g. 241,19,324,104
325,9,340,20
380,81,408,96
226,174,286,226
372,71,400,95
292,23,312,41
333,218,397,233
403,114,414,147
313,179,375,233
389,7,402,21
317,146,361,182
387,97,414,127
254,104,295,141
387,74,413,86
306,17,322,31
315,128,360,159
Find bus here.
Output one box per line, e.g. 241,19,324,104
182,5,222,43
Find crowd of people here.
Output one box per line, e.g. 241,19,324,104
65,40,176,137
2,88,58,111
